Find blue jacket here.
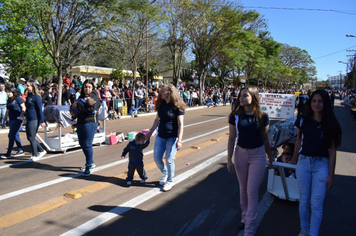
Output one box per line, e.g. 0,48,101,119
121,140,150,164
25,93,44,123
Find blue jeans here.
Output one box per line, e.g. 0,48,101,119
0,104,6,125
135,98,143,108
26,120,44,157
297,154,329,236
7,119,24,155
153,136,177,182
77,122,98,167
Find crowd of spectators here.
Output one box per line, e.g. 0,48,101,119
1,73,353,124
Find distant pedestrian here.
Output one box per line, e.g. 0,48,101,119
290,89,342,236
297,91,309,116
25,80,47,161
0,83,8,128
227,86,273,236
17,78,26,95
0,88,26,159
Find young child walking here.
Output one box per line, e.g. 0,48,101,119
121,133,150,185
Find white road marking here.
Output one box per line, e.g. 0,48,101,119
184,116,226,128
60,151,227,236
0,126,228,202
177,209,214,236
209,208,238,236
0,117,227,170
236,191,275,236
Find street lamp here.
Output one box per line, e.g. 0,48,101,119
346,34,356,38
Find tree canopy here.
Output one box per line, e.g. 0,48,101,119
0,0,317,93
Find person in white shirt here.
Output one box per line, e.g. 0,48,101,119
108,78,114,90
0,83,8,128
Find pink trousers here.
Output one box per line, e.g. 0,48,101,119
234,145,266,236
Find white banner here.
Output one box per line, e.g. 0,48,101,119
259,93,296,119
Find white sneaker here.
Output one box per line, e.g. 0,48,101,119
28,156,39,162
80,163,96,171
159,174,168,185
140,179,145,184
163,181,174,192
38,150,47,159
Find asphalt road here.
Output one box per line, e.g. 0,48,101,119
0,99,355,236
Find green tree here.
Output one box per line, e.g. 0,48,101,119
23,0,110,104
110,66,124,81
278,44,316,88
160,0,195,86
187,1,262,103
105,1,160,104
0,0,54,82
209,8,265,88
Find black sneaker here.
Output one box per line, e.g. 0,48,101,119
0,154,11,159
83,167,93,176
13,151,25,157
47,129,54,133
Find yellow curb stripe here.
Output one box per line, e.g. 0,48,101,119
0,196,68,228
1,135,226,228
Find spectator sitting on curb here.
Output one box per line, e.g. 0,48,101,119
129,106,140,117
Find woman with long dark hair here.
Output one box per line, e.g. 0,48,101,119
0,88,26,159
290,89,342,236
25,80,47,161
227,86,273,236
74,79,101,176
146,84,186,192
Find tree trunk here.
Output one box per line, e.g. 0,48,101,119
198,70,207,105
57,64,63,105
131,61,137,107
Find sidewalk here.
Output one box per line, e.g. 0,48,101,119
0,105,206,135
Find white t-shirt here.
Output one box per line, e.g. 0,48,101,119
108,80,113,89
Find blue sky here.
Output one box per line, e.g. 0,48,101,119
239,0,356,81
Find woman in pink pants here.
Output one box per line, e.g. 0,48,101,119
227,86,273,236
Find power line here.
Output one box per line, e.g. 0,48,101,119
243,6,356,15
313,45,356,60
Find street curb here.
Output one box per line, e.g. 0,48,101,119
0,105,208,135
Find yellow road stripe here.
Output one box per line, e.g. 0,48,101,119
0,197,68,228
0,135,225,228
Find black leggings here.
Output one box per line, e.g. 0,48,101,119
26,120,44,157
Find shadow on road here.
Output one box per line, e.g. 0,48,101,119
82,163,245,236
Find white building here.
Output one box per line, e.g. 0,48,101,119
328,74,346,89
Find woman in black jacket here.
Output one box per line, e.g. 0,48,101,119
0,88,26,159
72,79,101,176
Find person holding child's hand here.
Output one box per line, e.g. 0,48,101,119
146,84,185,192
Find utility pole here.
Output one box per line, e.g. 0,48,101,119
338,71,342,90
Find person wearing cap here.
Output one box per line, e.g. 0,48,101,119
17,78,26,95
